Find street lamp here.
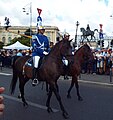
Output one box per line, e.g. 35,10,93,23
74,21,79,47
22,2,32,46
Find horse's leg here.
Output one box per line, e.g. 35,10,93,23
55,82,59,92
46,82,59,95
46,86,53,112
93,36,96,41
74,76,83,101
67,78,75,98
53,84,69,119
46,82,59,110
46,83,69,119
87,38,92,46
41,82,48,92
46,82,49,94
19,75,28,106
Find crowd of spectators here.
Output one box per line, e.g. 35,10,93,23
0,47,113,75
81,48,113,75
0,49,32,67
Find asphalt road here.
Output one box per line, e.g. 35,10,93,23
0,68,113,120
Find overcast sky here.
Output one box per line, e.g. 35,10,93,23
0,0,113,38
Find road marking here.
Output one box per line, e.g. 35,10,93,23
3,94,59,112
79,80,113,87
60,77,113,87
0,72,12,76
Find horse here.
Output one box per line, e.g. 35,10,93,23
66,43,94,99
10,39,73,119
45,43,94,100
80,27,98,43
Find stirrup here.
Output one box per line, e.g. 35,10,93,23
32,78,39,86
64,75,69,80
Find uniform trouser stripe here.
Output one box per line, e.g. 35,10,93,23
33,56,40,68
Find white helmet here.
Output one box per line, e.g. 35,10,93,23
64,32,70,37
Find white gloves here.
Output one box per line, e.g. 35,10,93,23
43,51,48,55
62,59,68,66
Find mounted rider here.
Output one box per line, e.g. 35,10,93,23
31,26,50,86
62,32,70,79
86,24,91,34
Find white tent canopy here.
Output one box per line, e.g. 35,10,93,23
3,41,30,50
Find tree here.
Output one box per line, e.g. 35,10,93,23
8,36,30,46
24,28,34,36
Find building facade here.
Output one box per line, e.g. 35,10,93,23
0,26,62,45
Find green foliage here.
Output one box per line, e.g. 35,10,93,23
8,36,30,46
24,28,34,36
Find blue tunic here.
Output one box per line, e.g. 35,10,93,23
32,34,50,57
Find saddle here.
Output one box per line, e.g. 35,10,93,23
22,57,43,75
25,57,33,67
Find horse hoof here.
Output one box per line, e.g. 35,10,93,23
67,94,71,99
78,97,83,101
46,92,49,96
18,93,22,99
62,112,69,119
47,107,53,113
18,95,21,99
23,102,28,107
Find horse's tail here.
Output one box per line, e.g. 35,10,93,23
10,56,20,94
94,29,98,32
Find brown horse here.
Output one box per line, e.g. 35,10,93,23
46,43,94,100
10,39,73,119
66,43,94,99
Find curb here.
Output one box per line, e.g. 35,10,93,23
78,79,113,87
60,77,113,87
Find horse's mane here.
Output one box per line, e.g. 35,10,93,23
75,44,91,55
80,27,85,30
49,40,66,54
50,40,62,52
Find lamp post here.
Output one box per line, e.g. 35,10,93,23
99,24,104,48
74,21,79,47
22,2,32,46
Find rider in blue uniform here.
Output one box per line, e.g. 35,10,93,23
32,26,50,86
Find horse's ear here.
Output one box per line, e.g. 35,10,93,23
69,39,74,48
69,38,73,42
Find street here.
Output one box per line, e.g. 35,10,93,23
0,68,113,120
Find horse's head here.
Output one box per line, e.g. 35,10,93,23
81,43,94,61
80,27,85,32
59,39,73,57
49,39,73,58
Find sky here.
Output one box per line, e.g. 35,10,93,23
0,0,113,38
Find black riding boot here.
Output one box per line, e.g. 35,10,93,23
32,68,39,86
64,65,69,80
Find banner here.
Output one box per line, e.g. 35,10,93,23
99,24,103,39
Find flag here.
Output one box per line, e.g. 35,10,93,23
37,8,42,16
